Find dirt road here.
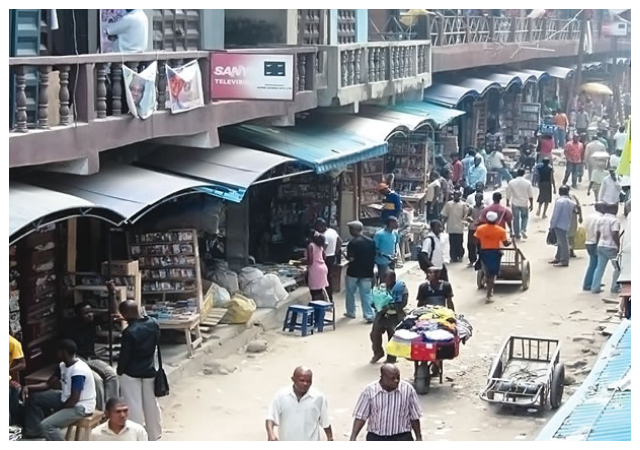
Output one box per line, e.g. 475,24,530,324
161,187,622,441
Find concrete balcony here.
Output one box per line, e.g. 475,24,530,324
429,16,630,72
9,47,319,173
317,40,432,108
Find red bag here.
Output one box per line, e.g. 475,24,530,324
411,341,437,361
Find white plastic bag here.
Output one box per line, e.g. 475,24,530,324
238,267,265,291
210,282,231,307
242,273,288,308
211,268,239,295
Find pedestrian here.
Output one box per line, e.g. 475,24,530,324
535,157,556,219
585,134,607,181
106,9,149,53
474,211,511,303
117,300,162,441
439,169,453,206
9,334,26,426
344,221,376,322
451,153,463,187
370,270,408,364
467,193,485,267
537,134,555,163
554,109,569,148
63,301,120,404
378,183,403,223
425,171,442,221
518,136,537,172
582,203,605,291
590,203,622,294
587,158,608,201
418,220,449,281
506,168,534,240
609,148,623,171
461,148,477,193
575,106,590,136
441,190,470,262
568,193,583,258
549,185,575,267
598,168,622,207
563,134,584,188
374,216,400,283
478,192,513,234
266,366,333,441
466,181,492,206
614,124,627,152
417,267,455,310
467,155,488,190
22,340,96,441
488,145,513,184
305,230,329,301
350,364,422,441
314,219,341,302
91,398,148,441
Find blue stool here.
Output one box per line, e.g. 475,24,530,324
283,305,315,336
309,301,336,332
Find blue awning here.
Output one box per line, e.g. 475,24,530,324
521,69,551,83
537,320,631,441
358,102,465,130
137,144,293,203
221,122,388,174
501,70,538,86
477,73,522,90
423,83,479,108
542,65,575,80
312,114,410,142
449,77,502,97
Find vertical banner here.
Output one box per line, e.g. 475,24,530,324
99,9,126,53
617,118,631,177
166,60,205,114
123,62,157,119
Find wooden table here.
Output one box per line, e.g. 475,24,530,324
157,314,202,358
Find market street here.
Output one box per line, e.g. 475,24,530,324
161,185,621,441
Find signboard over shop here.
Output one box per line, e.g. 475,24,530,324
210,52,295,101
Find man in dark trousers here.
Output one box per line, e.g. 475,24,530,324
344,221,376,322
370,270,408,364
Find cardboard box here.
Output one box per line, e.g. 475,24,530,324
101,260,139,276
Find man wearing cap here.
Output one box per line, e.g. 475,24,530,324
378,183,403,223
345,221,376,322
467,155,488,189
474,211,511,303
549,185,576,267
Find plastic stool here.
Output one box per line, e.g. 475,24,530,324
283,305,315,336
309,300,336,332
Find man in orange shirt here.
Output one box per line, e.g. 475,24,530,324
554,109,568,148
474,211,512,303
563,135,584,189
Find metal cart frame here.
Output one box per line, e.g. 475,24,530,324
479,335,564,409
477,242,531,290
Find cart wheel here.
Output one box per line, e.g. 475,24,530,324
415,362,431,395
521,261,531,291
550,363,565,409
539,385,547,409
477,270,485,289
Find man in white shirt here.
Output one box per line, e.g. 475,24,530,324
418,220,449,281
466,182,492,207
266,366,333,441
614,125,627,151
441,190,470,262
582,203,605,291
91,398,148,441
598,169,622,206
315,219,341,301
506,168,534,240
23,340,96,440
585,135,607,181
106,9,149,53
489,148,512,184
609,148,622,171
426,172,442,221
590,203,622,294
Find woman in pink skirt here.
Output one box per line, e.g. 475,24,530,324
306,233,329,300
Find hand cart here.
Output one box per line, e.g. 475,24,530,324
479,335,565,409
477,241,531,290
410,335,460,395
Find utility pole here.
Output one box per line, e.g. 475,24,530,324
610,35,623,126
572,15,587,106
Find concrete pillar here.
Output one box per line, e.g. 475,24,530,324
143,10,153,51
201,9,225,50
286,9,298,45
329,9,338,45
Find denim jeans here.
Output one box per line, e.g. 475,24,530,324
563,162,581,187
24,390,89,440
591,246,621,294
557,128,567,148
496,167,513,183
345,276,374,320
554,227,570,264
583,244,599,290
512,206,529,238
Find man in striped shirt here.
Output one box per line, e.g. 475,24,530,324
350,364,423,441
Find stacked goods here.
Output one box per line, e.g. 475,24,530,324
386,306,473,361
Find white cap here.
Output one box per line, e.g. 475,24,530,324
486,211,499,223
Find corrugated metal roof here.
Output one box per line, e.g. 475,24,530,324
537,320,631,441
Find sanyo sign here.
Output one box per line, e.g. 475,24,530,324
213,65,247,77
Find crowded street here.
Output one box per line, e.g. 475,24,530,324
161,181,626,441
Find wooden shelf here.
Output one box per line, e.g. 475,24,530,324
139,264,195,270
141,277,197,282
142,289,198,295
131,240,194,246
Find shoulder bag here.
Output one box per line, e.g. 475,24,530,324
154,325,170,397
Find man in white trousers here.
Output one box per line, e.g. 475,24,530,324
117,300,162,441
